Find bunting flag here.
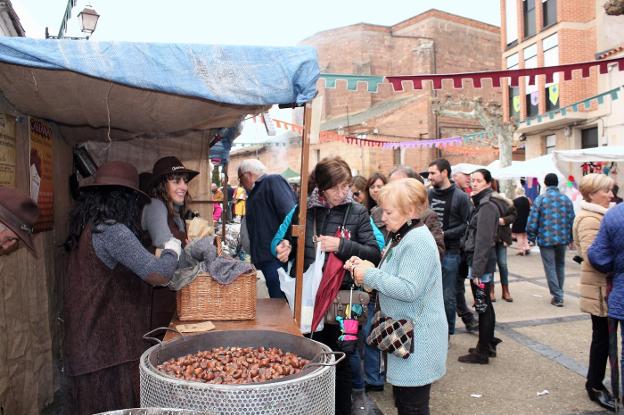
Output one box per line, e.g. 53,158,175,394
318,57,624,92
523,87,620,126
462,131,496,142
344,136,387,147
320,74,385,93
382,136,463,149
386,56,624,91
252,120,481,149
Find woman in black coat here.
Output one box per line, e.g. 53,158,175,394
512,186,532,255
273,156,380,415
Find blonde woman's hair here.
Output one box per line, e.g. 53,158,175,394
377,178,428,217
579,173,614,202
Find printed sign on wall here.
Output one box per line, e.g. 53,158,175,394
0,114,16,187
29,117,54,232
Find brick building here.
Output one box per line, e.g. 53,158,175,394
500,0,624,174
230,9,502,178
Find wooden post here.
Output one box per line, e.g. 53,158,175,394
221,163,229,241
292,103,312,326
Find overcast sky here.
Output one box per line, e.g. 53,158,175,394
12,0,501,45
9,0,502,141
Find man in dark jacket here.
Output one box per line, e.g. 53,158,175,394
459,169,506,364
427,159,476,335
240,159,297,298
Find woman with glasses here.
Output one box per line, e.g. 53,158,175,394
272,156,381,415
351,175,370,207
141,156,199,330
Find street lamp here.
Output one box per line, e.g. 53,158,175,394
45,4,100,39
77,6,100,38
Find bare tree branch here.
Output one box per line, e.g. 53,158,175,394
432,95,517,197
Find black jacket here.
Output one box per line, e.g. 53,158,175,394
428,185,472,250
463,189,507,278
282,201,381,285
512,196,531,233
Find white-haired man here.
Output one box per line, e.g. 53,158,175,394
239,159,297,298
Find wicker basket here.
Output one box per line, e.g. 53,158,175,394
176,270,257,321
176,235,256,321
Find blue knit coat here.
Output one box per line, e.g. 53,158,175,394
363,225,447,387
526,186,575,247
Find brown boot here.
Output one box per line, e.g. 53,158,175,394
502,284,513,302
489,284,496,302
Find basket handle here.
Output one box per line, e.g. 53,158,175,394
214,234,223,257
142,326,183,345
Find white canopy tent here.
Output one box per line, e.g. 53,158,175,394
492,154,565,181
451,163,488,175
554,146,624,163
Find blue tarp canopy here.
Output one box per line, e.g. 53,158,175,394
0,37,319,144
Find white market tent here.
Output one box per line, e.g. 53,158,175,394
493,154,565,181
451,163,488,175
553,146,624,163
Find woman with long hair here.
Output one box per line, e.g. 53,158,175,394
141,156,199,329
63,161,181,415
459,169,506,364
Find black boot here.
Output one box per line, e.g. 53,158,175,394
458,347,489,364
469,337,502,357
586,387,615,412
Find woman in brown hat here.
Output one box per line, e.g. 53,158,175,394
141,156,199,329
63,161,183,415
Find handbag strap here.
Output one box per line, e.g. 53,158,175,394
341,202,353,229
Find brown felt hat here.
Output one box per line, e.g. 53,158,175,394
148,156,199,190
0,187,39,255
80,160,150,203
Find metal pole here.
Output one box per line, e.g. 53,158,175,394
292,103,312,325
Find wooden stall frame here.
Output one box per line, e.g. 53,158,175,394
292,103,312,326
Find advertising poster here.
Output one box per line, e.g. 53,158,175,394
29,117,54,232
0,114,16,187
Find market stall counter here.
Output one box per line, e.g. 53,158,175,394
164,299,301,341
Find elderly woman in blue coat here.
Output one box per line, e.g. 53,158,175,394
346,178,447,415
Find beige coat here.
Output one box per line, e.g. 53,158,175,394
573,200,609,317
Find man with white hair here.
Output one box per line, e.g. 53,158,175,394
239,159,297,298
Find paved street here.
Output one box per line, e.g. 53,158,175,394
364,245,612,415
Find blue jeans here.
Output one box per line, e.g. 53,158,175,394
539,245,567,302
495,243,509,285
256,259,286,299
363,300,385,386
349,345,365,390
442,252,461,334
